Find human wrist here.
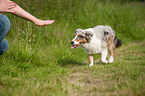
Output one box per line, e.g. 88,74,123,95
32,18,41,25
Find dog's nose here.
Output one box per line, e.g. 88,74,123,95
71,41,74,45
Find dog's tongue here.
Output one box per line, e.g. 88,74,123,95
71,44,81,49
71,46,75,49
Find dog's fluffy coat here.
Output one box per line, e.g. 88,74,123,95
71,25,122,66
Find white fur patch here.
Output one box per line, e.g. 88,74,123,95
82,34,102,54
73,41,80,45
89,63,94,67
109,56,114,63
101,49,108,63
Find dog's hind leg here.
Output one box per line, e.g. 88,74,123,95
101,48,108,63
88,54,94,66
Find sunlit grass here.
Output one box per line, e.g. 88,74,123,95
0,0,145,96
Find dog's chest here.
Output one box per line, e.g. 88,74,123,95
81,36,102,54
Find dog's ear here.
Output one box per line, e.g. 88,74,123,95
74,29,82,35
85,31,94,42
85,31,94,37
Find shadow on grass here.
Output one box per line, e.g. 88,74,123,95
57,57,108,67
57,57,87,67
94,61,104,65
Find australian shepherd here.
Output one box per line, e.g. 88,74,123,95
71,25,122,66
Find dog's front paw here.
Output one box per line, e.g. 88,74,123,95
109,56,114,63
89,63,94,67
101,59,108,63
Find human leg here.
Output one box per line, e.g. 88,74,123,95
0,15,10,55
0,39,9,55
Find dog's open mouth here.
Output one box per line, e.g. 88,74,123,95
71,44,81,49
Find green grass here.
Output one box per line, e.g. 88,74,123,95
0,0,145,96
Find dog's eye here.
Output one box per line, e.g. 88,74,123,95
78,35,84,40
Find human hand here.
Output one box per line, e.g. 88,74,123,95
34,19,55,26
0,1,17,13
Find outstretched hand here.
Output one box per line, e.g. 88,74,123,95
34,19,55,26
0,1,17,13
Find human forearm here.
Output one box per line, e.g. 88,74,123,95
10,5,39,23
10,4,55,26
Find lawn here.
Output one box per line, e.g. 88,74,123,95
0,0,145,96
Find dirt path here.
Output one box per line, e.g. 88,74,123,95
66,41,145,96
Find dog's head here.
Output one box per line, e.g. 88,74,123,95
71,29,94,49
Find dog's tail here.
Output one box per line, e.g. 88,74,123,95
114,36,122,48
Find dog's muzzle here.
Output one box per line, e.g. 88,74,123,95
71,41,82,49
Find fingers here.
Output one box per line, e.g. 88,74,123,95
6,1,17,9
8,2,17,7
4,1,17,13
35,20,55,26
44,20,55,25
8,3,17,6
5,10,16,13
7,1,16,4
8,5,17,9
